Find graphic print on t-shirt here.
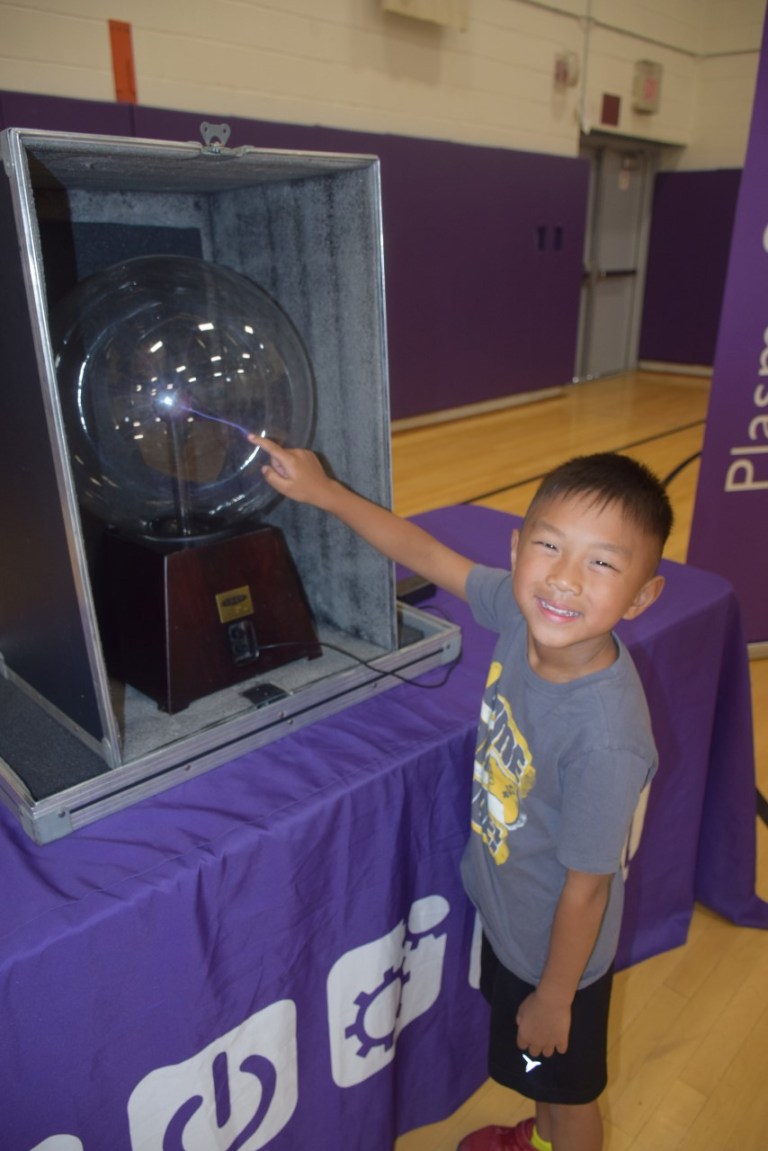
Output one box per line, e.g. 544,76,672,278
471,660,536,865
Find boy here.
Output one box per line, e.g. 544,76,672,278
252,438,672,1151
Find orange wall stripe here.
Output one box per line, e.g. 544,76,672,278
109,19,138,104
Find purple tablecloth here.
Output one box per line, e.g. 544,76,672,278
1,505,765,1151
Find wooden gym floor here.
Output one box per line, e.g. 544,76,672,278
390,371,768,1151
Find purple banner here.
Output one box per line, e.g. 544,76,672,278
687,11,768,643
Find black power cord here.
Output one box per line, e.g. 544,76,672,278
241,625,461,706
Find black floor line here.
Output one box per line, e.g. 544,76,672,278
758,788,768,827
463,420,706,506
661,451,702,488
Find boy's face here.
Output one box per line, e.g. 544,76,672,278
510,492,665,681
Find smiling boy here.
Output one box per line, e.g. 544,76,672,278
253,440,672,1151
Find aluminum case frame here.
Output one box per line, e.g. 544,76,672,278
0,127,461,843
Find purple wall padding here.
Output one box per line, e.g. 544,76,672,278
1,92,588,421
639,169,740,366
0,89,134,137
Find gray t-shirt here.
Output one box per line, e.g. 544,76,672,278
460,565,657,987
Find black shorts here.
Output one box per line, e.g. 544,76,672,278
480,934,613,1105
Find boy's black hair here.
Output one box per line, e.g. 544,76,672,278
527,452,674,549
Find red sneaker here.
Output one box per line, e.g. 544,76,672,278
457,1118,536,1151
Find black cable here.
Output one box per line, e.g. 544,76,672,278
247,625,461,695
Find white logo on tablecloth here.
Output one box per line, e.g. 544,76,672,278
28,1139,84,1151
467,911,483,989
621,781,651,879
127,1000,297,1151
326,894,450,1087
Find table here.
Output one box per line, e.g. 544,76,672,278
1,506,765,1151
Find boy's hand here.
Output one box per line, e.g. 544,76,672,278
249,435,333,508
516,989,572,1058
516,869,610,1058
250,434,473,600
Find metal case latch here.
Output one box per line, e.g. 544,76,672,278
199,121,232,153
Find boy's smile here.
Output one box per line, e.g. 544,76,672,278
510,493,665,682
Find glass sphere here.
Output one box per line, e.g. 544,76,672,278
52,254,315,543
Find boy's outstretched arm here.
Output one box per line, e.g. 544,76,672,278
252,436,474,601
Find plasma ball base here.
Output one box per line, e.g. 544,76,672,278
98,526,321,714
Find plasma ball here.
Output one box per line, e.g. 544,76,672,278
51,254,315,541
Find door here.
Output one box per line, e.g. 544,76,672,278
577,139,656,379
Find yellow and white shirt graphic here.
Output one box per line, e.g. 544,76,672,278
471,660,536,866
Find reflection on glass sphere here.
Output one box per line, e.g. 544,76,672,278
52,255,315,543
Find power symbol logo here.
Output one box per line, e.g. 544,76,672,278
127,1000,297,1151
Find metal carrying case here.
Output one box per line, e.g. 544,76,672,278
0,127,461,843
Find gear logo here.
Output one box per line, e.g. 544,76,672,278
345,960,410,1057
327,894,450,1087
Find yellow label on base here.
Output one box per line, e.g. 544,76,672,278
215,585,254,623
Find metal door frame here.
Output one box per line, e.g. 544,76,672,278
576,133,660,380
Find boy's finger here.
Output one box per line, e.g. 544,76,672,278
264,455,291,480
248,433,278,450
250,434,290,473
